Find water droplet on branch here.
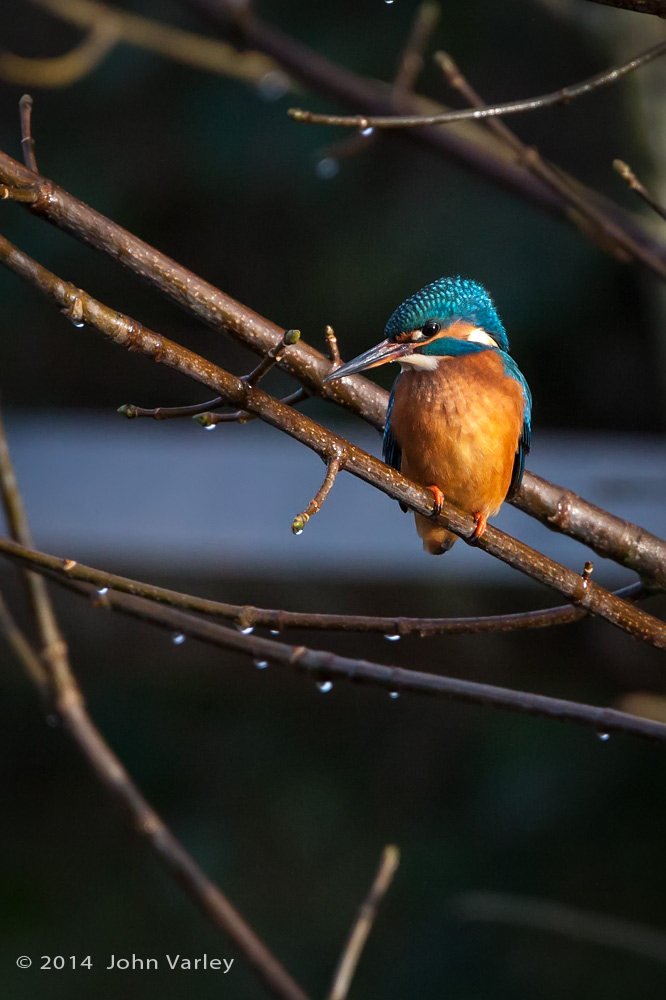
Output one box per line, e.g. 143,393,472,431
317,680,333,693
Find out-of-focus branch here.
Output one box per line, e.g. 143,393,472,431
0,0,285,89
0,20,118,88
19,95,38,173
452,891,666,963
0,536,651,637
585,0,666,16
288,41,666,130
189,0,666,274
0,231,664,647
328,845,400,1000
0,152,663,588
22,568,666,744
0,411,312,1000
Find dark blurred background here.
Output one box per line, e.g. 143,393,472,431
2,1,666,998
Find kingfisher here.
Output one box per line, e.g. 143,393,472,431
325,277,531,554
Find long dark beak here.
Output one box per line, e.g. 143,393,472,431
323,338,412,382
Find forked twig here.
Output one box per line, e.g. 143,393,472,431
328,846,400,1000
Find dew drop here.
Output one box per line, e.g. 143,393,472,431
389,691,400,699
384,1,395,5
172,633,186,645
597,731,610,742
317,680,333,693
360,126,374,136
294,528,304,536
384,633,401,642
316,157,339,180
97,587,109,596
270,629,280,635
204,423,217,431
257,69,289,101
72,319,85,328
254,660,268,670
238,625,254,634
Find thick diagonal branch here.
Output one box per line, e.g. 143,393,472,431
0,232,664,648
0,153,663,587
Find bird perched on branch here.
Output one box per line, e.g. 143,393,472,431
325,277,531,554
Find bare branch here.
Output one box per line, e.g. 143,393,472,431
328,845,400,1000
0,536,650,637
0,148,664,587
0,231,663,647
292,450,345,534
614,158,666,223
452,891,666,963
23,569,666,744
287,42,666,129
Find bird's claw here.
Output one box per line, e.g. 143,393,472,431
426,485,444,518
470,512,487,543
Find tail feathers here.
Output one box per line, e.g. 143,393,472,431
414,514,458,555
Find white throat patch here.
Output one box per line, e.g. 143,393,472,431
398,354,440,371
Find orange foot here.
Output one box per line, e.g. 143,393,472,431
471,511,488,543
426,485,444,518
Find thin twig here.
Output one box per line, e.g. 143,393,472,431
328,846,400,1000
0,535,650,636
452,891,666,963
287,41,666,129
291,451,345,534
614,159,666,223
393,2,440,99
1,152,665,589
0,233,663,648
24,572,666,744
18,95,38,172
118,396,224,420
325,325,341,366
244,328,301,385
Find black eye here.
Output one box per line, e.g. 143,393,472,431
421,321,441,339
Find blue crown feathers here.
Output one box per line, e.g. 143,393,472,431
384,276,509,353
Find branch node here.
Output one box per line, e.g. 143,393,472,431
325,325,341,365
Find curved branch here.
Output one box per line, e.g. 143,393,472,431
0,151,664,588
0,536,649,637
0,22,118,88
0,233,664,649
288,42,666,130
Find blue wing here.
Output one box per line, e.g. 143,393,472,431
383,379,407,511
502,355,531,501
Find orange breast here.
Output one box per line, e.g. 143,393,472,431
389,349,524,518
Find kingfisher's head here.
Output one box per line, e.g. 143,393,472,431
324,276,509,380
